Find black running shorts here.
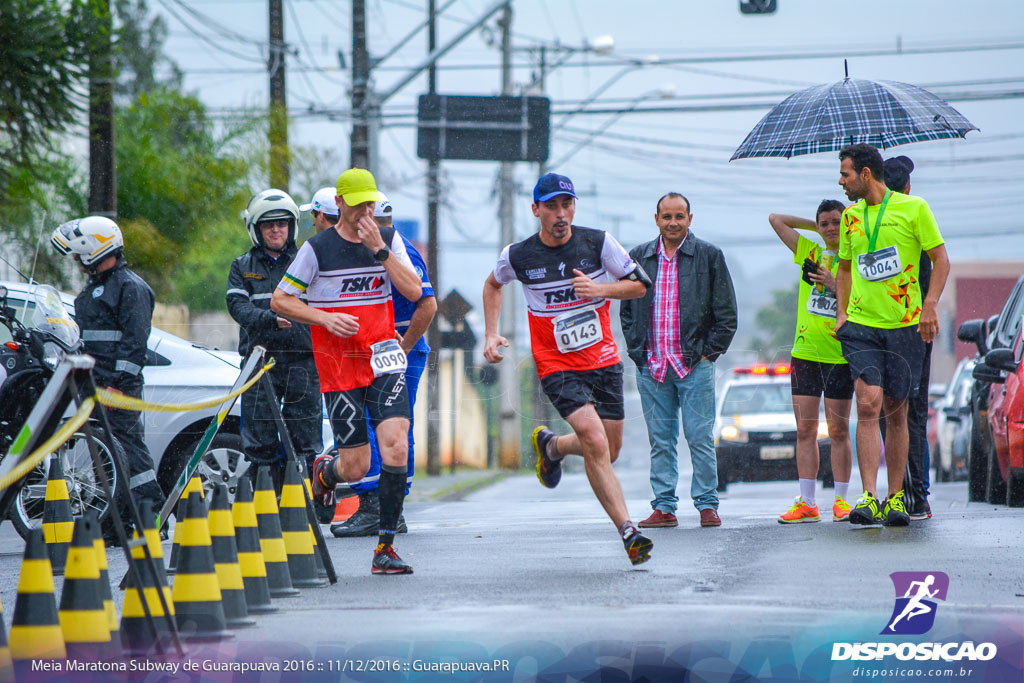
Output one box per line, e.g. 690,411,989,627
539,362,625,420
324,372,409,448
836,321,925,400
790,357,854,400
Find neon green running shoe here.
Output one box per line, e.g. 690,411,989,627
882,490,911,527
848,491,882,526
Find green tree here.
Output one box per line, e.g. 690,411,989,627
750,282,800,361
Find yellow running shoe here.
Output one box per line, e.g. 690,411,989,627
778,496,820,524
832,496,852,522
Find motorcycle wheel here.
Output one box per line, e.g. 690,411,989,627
10,423,126,540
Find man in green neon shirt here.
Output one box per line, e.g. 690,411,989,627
835,144,950,527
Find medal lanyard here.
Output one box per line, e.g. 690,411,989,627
863,189,892,253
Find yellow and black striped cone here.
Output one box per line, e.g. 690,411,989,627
167,476,205,574
303,476,329,580
208,484,255,628
120,501,176,656
58,516,112,660
254,467,300,597
0,593,13,683
171,492,232,642
231,478,278,613
42,454,74,576
280,463,326,588
88,513,120,653
9,528,65,661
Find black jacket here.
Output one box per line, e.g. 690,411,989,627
226,245,313,360
75,257,154,390
619,231,737,370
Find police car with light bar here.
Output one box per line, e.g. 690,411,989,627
714,362,833,491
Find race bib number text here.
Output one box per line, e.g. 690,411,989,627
553,308,602,354
856,246,902,282
807,291,838,319
370,339,408,377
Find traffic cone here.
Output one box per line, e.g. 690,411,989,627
208,484,255,628
88,513,120,652
304,476,330,580
58,516,112,659
167,476,205,574
254,467,299,597
42,454,74,576
120,501,176,656
8,528,65,661
231,478,278,613
279,464,325,588
0,593,13,683
171,492,232,642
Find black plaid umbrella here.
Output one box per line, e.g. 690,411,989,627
731,77,978,160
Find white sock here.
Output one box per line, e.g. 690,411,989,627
799,479,816,508
834,481,850,501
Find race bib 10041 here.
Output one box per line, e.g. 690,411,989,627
370,339,408,377
553,307,602,354
856,245,902,282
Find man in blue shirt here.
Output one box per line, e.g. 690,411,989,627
331,195,438,537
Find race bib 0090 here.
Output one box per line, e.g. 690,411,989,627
856,246,902,282
370,339,408,377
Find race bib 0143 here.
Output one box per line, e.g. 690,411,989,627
552,307,602,354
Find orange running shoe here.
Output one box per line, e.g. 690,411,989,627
832,496,852,522
778,496,820,524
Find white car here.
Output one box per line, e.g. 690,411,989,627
714,363,834,491
0,280,332,531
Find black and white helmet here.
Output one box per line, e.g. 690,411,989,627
242,189,300,248
50,216,124,267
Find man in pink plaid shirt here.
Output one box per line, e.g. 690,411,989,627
620,193,737,528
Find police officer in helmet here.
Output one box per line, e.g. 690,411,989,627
227,189,322,496
50,216,165,522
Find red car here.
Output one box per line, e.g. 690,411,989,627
984,318,1024,507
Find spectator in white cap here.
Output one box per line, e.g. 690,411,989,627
300,186,340,234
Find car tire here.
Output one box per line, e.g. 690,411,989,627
984,442,1007,505
193,432,249,502
10,423,126,541
1006,467,1024,508
967,426,988,502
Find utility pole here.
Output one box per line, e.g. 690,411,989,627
425,0,442,475
351,0,370,169
497,3,520,468
88,0,116,219
268,0,289,190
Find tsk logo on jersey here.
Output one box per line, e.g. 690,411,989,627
338,275,386,294
883,571,948,635
526,267,546,280
544,287,578,305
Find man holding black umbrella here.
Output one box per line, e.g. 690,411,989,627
834,144,949,527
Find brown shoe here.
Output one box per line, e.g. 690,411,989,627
638,510,678,528
699,508,721,527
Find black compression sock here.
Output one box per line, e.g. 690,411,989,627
377,464,407,548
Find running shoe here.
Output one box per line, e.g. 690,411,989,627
832,496,852,522
371,544,414,575
622,527,653,566
778,496,820,524
311,454,337,508
908,499,932,521
848,491,882,526
882,490,911,527
532,426,562,489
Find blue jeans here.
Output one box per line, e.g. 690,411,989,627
636,361,719,512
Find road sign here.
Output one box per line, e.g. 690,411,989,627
438,289,473,325
417,94,550,162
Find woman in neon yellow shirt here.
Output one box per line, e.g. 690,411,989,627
768,200,854,524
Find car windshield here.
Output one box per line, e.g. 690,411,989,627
721,382,792,414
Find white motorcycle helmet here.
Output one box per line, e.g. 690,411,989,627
242,189,300,248
50,216,124,267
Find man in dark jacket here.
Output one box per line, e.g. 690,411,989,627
50,216,164,516
228,189,322,494
619,193,737,528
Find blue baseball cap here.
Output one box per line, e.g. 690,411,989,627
533,173,578,203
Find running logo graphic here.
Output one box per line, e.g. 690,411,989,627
882,571,949,635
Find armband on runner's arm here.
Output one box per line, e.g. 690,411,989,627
623,264,652,289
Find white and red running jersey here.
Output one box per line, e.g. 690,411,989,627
277,226,412,391
493,225,638,378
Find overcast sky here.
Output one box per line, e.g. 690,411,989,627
154,0,1024,340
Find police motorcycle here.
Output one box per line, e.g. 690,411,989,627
0,283,125,539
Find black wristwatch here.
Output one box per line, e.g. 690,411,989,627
373,245,390,262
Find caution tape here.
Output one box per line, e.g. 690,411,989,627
0,397,95,492
94,359,275,413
